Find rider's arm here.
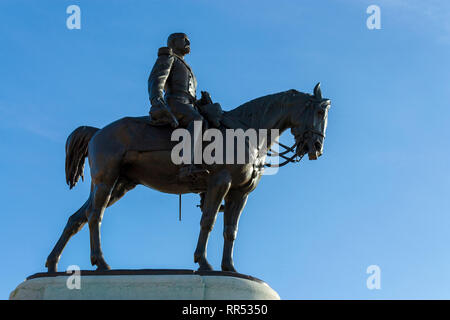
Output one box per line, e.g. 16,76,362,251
148,53,174,104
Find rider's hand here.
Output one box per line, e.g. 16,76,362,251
150,98,179,128
151,97,165,109
149,99,163,119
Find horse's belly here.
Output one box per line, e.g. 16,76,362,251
122,150,194,194
122,150,259,194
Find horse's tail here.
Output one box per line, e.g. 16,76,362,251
65,126,99,189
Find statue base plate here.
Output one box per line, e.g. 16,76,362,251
9,269,280,300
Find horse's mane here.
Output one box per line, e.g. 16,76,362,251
225,89,309,127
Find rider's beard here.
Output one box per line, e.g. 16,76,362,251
181,46,190,54
175,46,190,56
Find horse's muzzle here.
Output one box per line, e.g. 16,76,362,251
295,134,323,161
308,140,323,160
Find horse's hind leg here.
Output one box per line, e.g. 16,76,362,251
45,199,90,272
45,178,132,273
106,178,136,208
86,179,117,271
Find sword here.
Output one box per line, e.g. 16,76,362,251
155,97,179,128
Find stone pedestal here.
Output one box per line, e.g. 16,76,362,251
9,269,280,300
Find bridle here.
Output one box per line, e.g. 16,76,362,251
264,97,324,168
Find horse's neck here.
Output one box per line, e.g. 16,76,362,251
226,93,294,155
228,95,291,131
258,106,290,153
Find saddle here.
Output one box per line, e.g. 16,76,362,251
138,102,246,153
148,102,223,129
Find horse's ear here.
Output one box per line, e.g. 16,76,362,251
314,82,322,100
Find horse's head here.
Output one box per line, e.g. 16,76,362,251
289,83,331,160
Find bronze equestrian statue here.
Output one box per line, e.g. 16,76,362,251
45,34,331,273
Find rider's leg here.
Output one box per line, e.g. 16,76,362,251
168,98,208,176
186,113,204,166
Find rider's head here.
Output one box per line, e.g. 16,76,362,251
167,33,190,56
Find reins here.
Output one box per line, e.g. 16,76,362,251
264,141,303,168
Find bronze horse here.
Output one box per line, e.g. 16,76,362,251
45,83,331,273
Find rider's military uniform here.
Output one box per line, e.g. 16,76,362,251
148,47,202,127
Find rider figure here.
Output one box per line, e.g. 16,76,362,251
148,33,209,181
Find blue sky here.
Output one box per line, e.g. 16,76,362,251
1,0,450,299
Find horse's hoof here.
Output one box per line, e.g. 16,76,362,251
198,265,213,271
45,259,58,273
91,255,111,271
94,260,111,271
197,260,214,271
221,264,237,273
96,264,111,271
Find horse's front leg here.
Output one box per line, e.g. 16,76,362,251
194,170,231,271
222,190,248,272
